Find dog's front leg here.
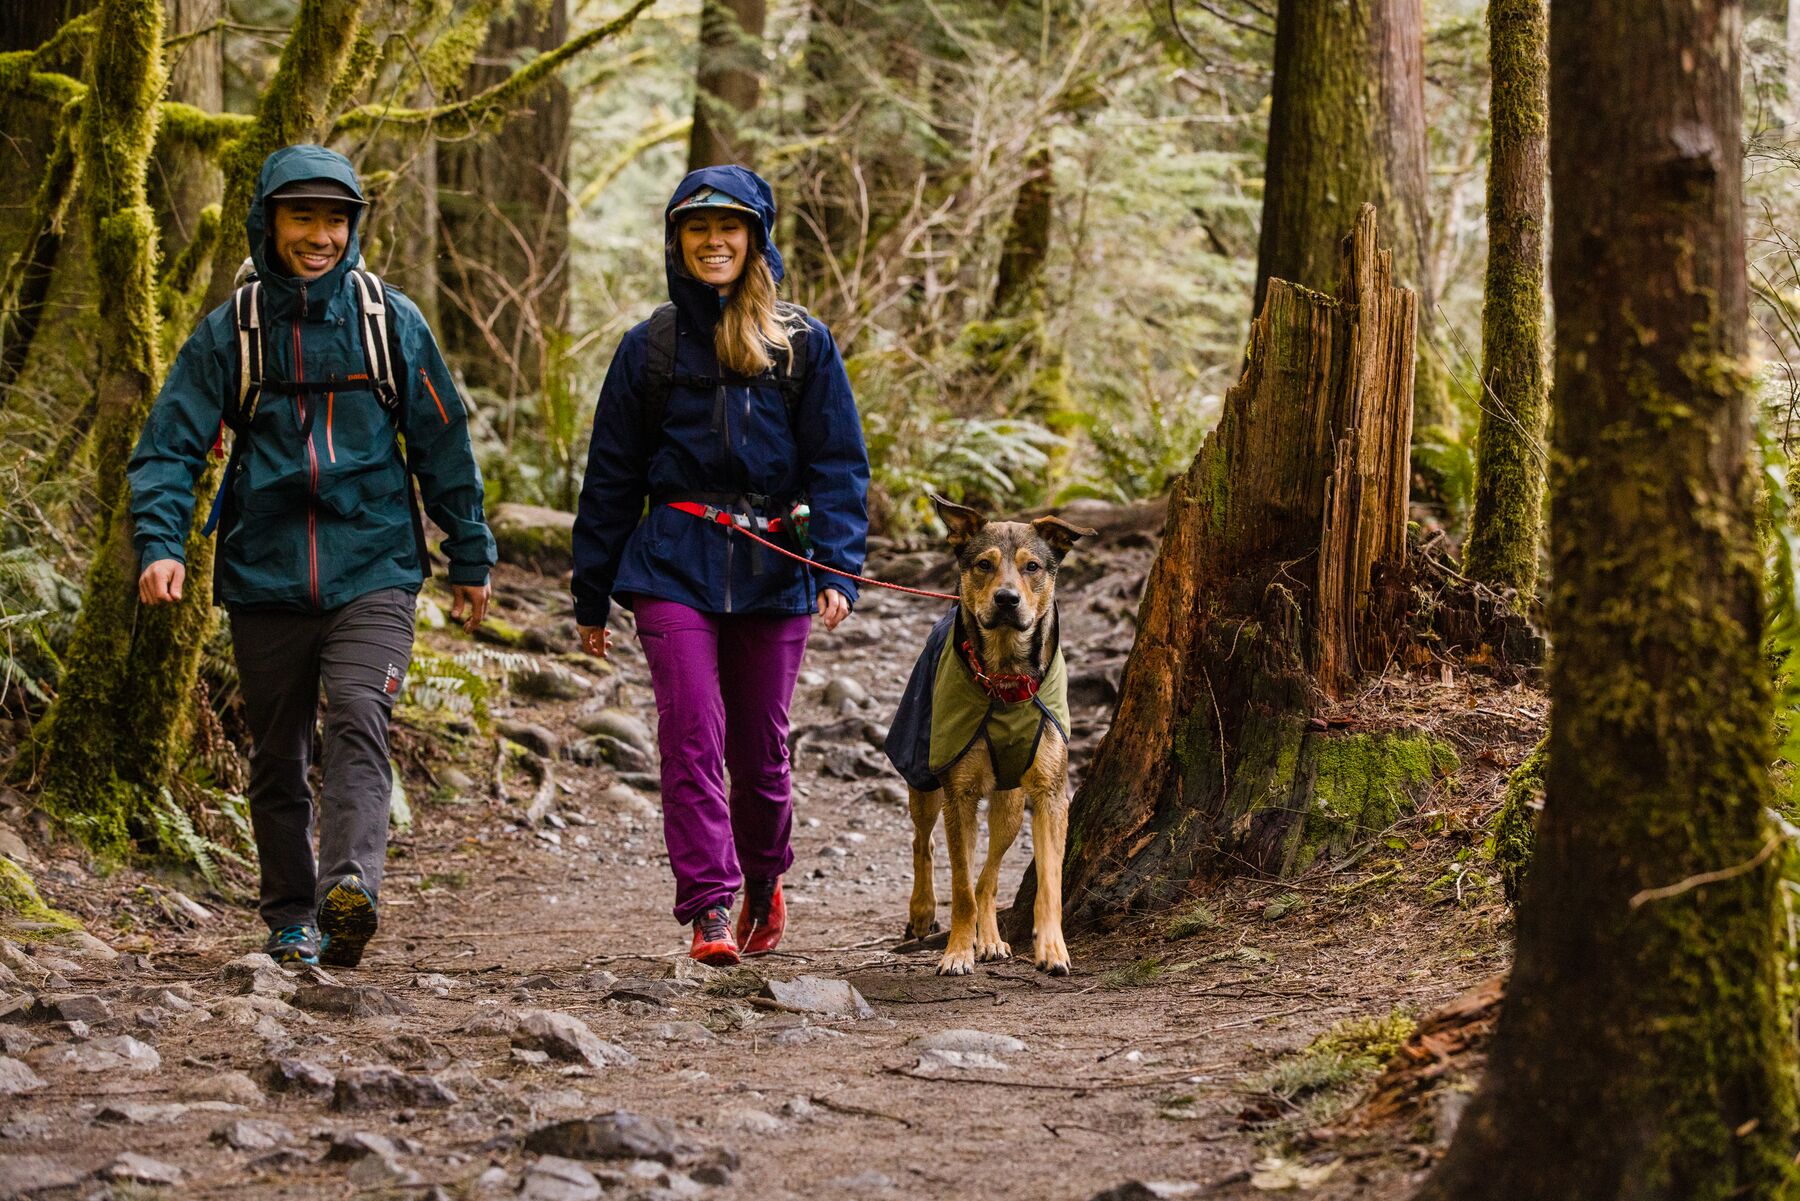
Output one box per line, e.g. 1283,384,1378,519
974,789,1023,961
1030,776,1073,977
936,784,982,976
906,787,944,939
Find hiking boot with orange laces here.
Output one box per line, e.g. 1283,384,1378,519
737,876,786,956
690,906,740,966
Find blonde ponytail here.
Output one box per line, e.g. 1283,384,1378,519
715,254,798,378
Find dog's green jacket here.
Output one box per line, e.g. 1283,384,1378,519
885,608,1070,792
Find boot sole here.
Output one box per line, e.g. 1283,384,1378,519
318,880,379,968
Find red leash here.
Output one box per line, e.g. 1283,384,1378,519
670,503,959,603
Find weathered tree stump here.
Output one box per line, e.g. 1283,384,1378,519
1020,206,1450,927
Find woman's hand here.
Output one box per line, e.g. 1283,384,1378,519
578,624,613,658
818,588,850,631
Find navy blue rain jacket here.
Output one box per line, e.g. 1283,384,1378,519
571,165,870,627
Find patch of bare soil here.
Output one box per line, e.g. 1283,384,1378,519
0,500,1538,1201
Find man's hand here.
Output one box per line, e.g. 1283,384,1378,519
139,560,185,605
450,583,490,634
818,587,850,632
577,625,613,658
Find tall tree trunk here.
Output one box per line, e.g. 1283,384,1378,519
1254,0,1451,432
437,0,572,398
788,0,860,305
1462,0,1547,597
35,0,177,849
150,0,223,261
38,0,364,850
687,0,765,171
1416,1,1800,1195
991,145,1052,317
1016,208,1435,927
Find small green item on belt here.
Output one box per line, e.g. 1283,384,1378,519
788,502,813,553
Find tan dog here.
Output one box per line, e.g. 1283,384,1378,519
885,495,1095,977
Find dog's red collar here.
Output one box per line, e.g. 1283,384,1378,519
959,639,1042,704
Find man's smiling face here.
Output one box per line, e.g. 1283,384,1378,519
271,199,353,280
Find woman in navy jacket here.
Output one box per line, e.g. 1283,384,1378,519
573,166,870,964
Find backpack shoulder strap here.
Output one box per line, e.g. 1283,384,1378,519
641,302,679,443
348,267,399,422
226,280,264,434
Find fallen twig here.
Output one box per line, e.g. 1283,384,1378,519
808,1093,913,1127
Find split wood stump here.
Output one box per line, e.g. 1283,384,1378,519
1015,205,1453,930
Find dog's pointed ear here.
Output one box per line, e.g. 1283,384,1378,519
931,493,986,551
1032,515,1099,563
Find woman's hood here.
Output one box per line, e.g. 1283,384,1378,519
663,165,783,332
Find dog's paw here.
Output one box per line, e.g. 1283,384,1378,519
904,917,942,940
1034,934,1071,977
937,948,976,976
975,937,1011,962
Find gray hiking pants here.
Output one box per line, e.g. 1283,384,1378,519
230,587,415,931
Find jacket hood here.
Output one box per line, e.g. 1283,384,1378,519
663,165,783,334
248,144,366,305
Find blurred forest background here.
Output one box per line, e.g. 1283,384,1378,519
6,0,1800,851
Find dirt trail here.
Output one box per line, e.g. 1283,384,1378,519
0,506,1530,1201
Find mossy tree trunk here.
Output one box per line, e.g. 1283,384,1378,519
35,0,177,849
38,0,363,851
437,0,572,398
1013,208,1429,927
991,145,1052,318
1254,0,1451,435
1462,0,1547,598
1416,1,1800,1195
687,0,766,171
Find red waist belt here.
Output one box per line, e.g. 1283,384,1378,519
665,500,789,532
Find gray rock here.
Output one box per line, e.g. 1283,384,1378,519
574,708,655,752
182,1069,264,1105
574,970,619,991
0,1025,39,1055
499,720,561,758
322,1130,403,1162
515,667,591,702
102,1152,184,1185
691,1162,733,1186
915,1047,1010,1072
331,1065,457,1110
911,1028,1027,1055
861,780,907,805
824,677,868,708
413,972,460,991
254,1055,336,1097
293,982,412,1017
457,1006,521,1036
827,1170,896,1192
30,1034,160,1073
249,1146,314,1172
616,772,663,793
377,1032,441,1066
645,1021,715,1044
512,1009,638,1069
760,976,876,1019
0,825,31,864
719,1106,783,1134
0,1054,44,1094
0,1154,84,1194
219,951,281,985
572,734,652,772
797,669,826,687
513,1047,551,1066
348,1154,423,1187
48,930,118,962
768,1025,844,1047
524,1112,682,1164
490,502,576,574
212,1118,294,1151
520,1155,602,1201
96,1101,197,1124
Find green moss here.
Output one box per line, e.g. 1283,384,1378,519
473,617,528,649
1486,739,1546,909
0,858,80,934
1165,900,1219,939
1281,731,1459,875
492,520,573,574
1246,1009,1416,1132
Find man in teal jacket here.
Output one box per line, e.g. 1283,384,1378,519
129,145,496,967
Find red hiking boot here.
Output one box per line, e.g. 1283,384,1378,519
737,877,786,957
690,906,740,966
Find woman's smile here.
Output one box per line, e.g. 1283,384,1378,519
679,213,750,292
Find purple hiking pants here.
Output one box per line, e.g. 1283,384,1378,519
632,596,812,924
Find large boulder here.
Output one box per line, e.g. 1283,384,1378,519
492,503,575,575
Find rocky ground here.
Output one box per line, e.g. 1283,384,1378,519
0,501,1540,1201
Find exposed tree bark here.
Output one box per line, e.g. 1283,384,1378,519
687,0,766,171
437,0,572,398
1015,208,1432,927
991,145,1052,317
1416,1,1800,1195
0,118,78,397
149,0,222,262
1462,0,1547,597
1254,0,1451,432
788,0,861,304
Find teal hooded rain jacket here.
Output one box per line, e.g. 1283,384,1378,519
129,144,494,611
